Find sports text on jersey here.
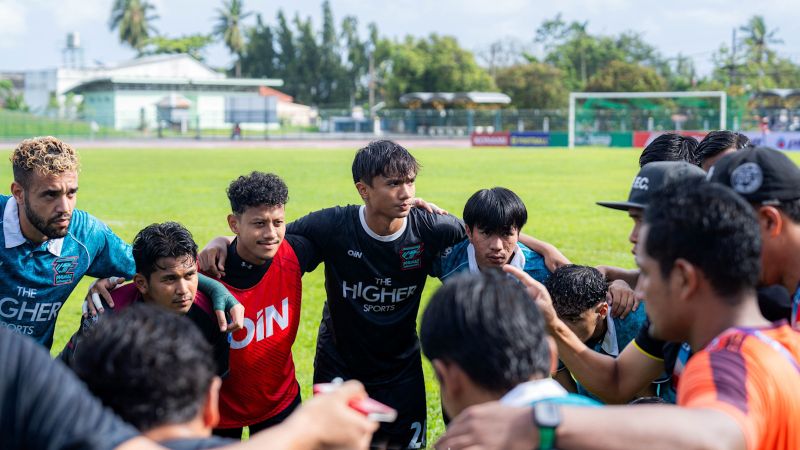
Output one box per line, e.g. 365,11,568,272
341,279,419,313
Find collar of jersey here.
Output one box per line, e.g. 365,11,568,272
466,242,527,273
601,313,619,356
500,378,568,407
359,205,407,242
3,196,64,256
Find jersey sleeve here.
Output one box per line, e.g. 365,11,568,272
285,233,322,274
633,318,666,361
82,212,135,279
286,207,344,255
0,327,139,450
678,349,759,450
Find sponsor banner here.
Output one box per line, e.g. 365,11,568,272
633,131,708,148
743,132,800,150
471,132,510,147
510,131,550,147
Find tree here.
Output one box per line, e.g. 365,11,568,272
739,15,782,66
109,0,159,53
274,10,298,95
240,14,277,78
341,16,368,106
141,34,214,61
585,60,666,92
317,1,344,105
214,0,253,77
293,14,321,104
0,80,26,111
382,34,495,106
494,63,568,109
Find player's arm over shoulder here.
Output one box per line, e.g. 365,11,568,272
80,210,135,279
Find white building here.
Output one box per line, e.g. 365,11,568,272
24,54,313,132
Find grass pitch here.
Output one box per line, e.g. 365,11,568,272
1,145,705,442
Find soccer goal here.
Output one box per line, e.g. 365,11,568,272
567,91,727,148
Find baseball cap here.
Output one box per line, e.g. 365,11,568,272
597,161,707,211
707,147,800,205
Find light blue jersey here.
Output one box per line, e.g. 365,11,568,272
0,195,134,348
433,239,551,284
500,378,601,409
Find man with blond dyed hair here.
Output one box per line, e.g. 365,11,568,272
0,136,135,348
1,136,241,349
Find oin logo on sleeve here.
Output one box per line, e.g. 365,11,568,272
52,256,79,285
400,244,424,270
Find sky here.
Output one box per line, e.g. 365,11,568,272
1,0,799,77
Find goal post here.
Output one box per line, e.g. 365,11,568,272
567,91,727,149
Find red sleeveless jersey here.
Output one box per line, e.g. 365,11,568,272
216,240,302,428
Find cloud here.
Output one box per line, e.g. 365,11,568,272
0,2,27,48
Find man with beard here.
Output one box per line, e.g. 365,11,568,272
0,136,241,349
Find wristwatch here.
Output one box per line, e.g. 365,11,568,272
532,402,562,450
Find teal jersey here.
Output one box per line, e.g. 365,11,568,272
433,240,551,284
0,195,134,348
566,305,648,401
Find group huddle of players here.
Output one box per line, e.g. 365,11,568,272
2,132,800,450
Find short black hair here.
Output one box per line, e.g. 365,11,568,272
639,133,699,167
777,198,800,223
73,304,215,432
695,131,751,167
463,187,528,235
546,265,608,321
644,180,761,300
420,270,551,393
351,140,420,185
132,222,198,279
227,171,289,215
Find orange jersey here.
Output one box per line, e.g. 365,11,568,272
678,322,800,450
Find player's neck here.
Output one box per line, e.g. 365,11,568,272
235,240,270,266
363,206,405,236
689,293,769,352
143,419,210,442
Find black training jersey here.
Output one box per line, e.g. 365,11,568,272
288,205,466,383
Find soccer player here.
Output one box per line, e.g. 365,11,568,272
438,180,800,450
434,187,551,283
73,303,235,449
1,319,379,450
59,222,229,377
638,132,699,167
549,161,706,404
420,270,599,423
707,147,800,324
0,137,242,349
695,130,751,171
210,172,321,439
546,265,649,400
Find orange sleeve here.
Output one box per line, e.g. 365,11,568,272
678,350,759,450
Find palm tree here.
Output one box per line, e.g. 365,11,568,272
739,15,782,66
109,0,159,54
214,0,253,77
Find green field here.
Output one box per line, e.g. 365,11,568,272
0,145,715,443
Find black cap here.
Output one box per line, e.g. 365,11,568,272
707,147,800,205
597,161,707,211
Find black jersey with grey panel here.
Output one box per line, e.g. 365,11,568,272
288,205,466,384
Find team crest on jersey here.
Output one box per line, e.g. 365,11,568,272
400,244,424,270
52,256,79,285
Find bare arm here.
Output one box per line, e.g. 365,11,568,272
436,402,745,450
504,265,661,404
550,318,664,404
518,233,571,272
597,265,640,287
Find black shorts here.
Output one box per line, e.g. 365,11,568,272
315,359,427,450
